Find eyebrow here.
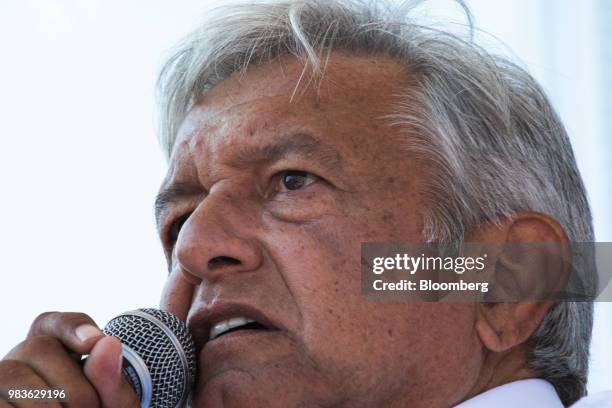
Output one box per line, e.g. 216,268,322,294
154,181,202,229
230,133,343,168
154,133,344,226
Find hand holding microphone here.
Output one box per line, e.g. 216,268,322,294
0,309,195,408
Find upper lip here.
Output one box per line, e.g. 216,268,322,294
187,301,281,350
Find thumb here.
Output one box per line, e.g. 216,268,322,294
83,336,140,408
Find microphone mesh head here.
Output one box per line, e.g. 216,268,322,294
104,308,197,408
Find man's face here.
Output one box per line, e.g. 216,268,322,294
158,54,483,407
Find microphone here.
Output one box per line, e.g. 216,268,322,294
101,308,197,408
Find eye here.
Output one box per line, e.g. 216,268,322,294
279,170,319,191
166,213,191,245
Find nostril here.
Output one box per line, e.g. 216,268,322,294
207,256,241,270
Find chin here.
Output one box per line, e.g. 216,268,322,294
191,370,289,408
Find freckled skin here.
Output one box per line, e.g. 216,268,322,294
158,54,484,407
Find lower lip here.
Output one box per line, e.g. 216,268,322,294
203,329,278,352
211,328,269,341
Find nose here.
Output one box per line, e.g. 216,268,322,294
174,189,263,284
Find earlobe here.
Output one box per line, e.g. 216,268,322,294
475,303,523,353
476,301,552,352
475,305,507,352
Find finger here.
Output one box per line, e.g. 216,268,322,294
27,312,103,355
83,337,140,408
5,336,100,408
0,359,61,408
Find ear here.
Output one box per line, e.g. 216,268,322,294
469,212,570,353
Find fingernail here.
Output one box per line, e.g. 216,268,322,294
75,324,102,342
118,350,125,376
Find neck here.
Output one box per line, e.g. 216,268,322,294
461,343,535,404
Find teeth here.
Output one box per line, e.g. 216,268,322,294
209,316,257,340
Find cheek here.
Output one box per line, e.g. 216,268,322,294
269,217,480,388
271,218,382,361
160,268,196,321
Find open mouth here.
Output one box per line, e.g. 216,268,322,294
208,316,270,341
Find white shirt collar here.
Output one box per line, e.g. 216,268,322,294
454,379,564,408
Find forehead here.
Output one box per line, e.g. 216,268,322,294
167,53,410,179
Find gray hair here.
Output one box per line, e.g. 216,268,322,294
156,1,594,405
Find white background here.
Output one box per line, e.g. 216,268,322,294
0,0,610,394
